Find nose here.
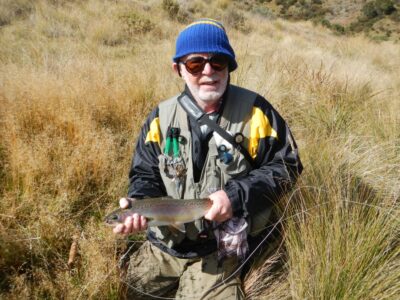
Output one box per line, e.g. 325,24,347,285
202,62,215,75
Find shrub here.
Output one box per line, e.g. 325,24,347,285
390,10,400,21
349,0,397,35
216,0,232,9
363,2,380,19
162,0,180,20
375,0,396,15
332,24,346,35
283,1,326,20
320,18,331,28
252,6,276,19
362,0,396,19
276,0,297,9
224,8,251,33
0,0,34,26
119,12,155,35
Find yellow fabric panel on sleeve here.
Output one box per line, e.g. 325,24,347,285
145,117,161,146
248,107,278,159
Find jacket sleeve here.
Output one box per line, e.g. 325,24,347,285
127,107,167,198
223,96,303,216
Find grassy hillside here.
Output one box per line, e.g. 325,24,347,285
230,0,400,41
1,0,399,299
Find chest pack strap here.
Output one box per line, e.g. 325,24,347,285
177,94,256,169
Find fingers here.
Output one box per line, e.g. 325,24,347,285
140,215,147,229
132,214,140,232
119,197,131,209
112,216,134,234
113,223,125,234
124,216,134,234
115,197,146,234
204,204,231,222
204,204,218,221
127,214,147,232
204,190,233,222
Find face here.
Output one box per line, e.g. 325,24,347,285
174,53,229,104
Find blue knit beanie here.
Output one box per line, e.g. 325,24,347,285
173,19,237,72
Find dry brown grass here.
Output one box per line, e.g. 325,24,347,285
1,1,399,299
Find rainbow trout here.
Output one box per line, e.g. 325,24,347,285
104,197,212,232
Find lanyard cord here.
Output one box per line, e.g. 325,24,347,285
177,94,256,169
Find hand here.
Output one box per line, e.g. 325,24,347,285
204,190,233,223
112,198,148,235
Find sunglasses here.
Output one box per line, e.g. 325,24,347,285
180,55,229,75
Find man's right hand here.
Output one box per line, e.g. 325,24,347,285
112,198,148,235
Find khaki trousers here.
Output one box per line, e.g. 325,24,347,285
124,241,245,300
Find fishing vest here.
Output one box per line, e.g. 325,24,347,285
149,85,272,249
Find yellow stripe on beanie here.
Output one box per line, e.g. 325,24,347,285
185,19,225,31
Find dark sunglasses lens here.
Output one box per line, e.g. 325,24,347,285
210,55,229,71
185,57,206,74
184,55,229,74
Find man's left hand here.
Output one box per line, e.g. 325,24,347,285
204,190,232,222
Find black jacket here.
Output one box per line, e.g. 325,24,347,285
127,87,303,256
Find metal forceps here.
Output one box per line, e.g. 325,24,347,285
163,127,187,194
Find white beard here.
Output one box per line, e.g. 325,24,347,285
184,74,228,103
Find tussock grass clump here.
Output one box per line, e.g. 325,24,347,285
0,1,399,299
285,172,399,299
244,139,399,299
0,0,34,26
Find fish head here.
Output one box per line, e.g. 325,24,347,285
104,209,125,226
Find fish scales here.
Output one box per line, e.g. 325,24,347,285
104,197,212,228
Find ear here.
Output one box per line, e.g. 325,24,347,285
172,63,181,77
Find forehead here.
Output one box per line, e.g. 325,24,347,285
181,53,212,60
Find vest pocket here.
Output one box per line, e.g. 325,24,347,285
198,150,222,198
216,148,252,182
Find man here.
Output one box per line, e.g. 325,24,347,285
113,18,303,299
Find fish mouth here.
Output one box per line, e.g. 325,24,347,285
104,213,121,226
104,221,117,227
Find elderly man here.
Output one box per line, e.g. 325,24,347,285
113,18,302,299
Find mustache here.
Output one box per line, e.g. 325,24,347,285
200,78,219,83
